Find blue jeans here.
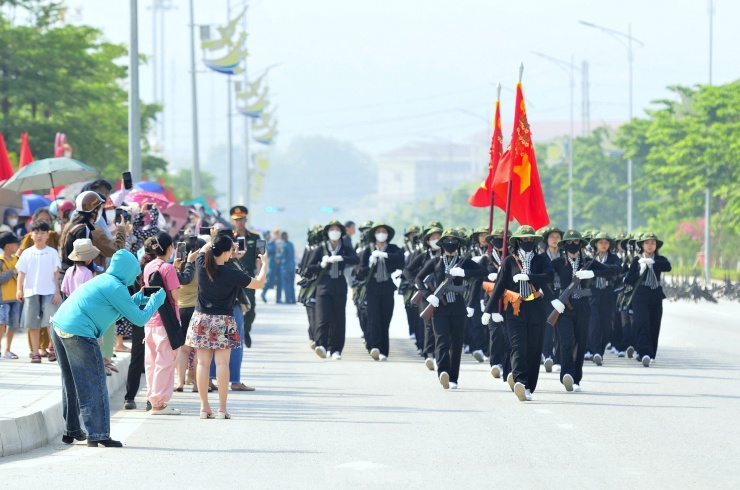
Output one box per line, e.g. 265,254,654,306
50,327,110,441
210,306,244,383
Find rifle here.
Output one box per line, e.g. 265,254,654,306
419,254,472,321
412,273,434,305
546,278,593,327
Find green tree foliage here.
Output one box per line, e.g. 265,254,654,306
0,1,159,182
166,169,218,204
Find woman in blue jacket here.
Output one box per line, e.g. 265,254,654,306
50,249,166,448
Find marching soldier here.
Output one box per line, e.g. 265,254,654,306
230,206,261,348
538,225,564,372
400,225,422,345
465,226,490,362
297,225,323,349
587,232,622,366
483,225,553,401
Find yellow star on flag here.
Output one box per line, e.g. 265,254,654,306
513,154,531,194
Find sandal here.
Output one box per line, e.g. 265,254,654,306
114,346,131,353
174,386,184,392
105,362,119,373
31,354,42,363
217,411,231,419
230,383,256,392
105,366,112,376
48,351,57,362
2,352,18,359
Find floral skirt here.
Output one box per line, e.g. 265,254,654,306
185,311,240,350
116,317,133,338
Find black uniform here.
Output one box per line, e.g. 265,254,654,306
542,248,561,364
404,248,439,358
234,228,261,348
587,252,622,357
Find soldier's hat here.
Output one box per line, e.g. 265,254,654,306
359,220,374,231
538,226,565,242
323,220,346,237
368,222,396,243
590,231,615,249
635,231,663,250
508,225,543,246
613,232,629,249
558,229,589,249
440,228,463,249
470,226,489,242
405,225,421,236
427,221,444,231
229,205,248,220
422,226,443,248
484,228,506,245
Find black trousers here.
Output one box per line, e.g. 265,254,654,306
488,319,510,372
468,308,486,353
316,292,347,354
505,298,545,392
612,309,625,352
632,287,664,360
620,307,634,349
406,306,424,351
306,302,316,341
432,301,466,383
542,292,557,360
420,298,436,358
556,297,590,385
366,292,395,356
588,289,616,356
243,288,256,347
124,325,146,402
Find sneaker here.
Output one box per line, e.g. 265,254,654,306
584,351,592,361
642,355,651,367
553,364,561,373
449,382,458,390
507,373,515,392
541,354,546,365
592,353,603,366
483,355,490,363
490,364,502,379
514,382,526,401
626,346,635,359
309,341,316,350
573,384,582,392
315,346,327,359
611,346,619,355
370,348,380,361
439,372,450,390
544,357,554,372
146,401,152,411
606,342,612,350
150,405,181,415
331,352,342,361
416,348,422,355
524,389,532,401
633,351,640,361
463,345,471,354
123,400,137,410
409,333,416,340
562,373,574,392
472,350,485,363
379,354,387,362
617,351,626,358
425,358,434,371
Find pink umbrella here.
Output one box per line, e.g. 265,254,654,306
123,190,170,210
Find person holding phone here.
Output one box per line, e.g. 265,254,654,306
186,233,267,419
229,206,261,348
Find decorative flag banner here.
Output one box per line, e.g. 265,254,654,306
201,7,247,52
253,127,276,145
203,33,247,75
0,134,14,181
468,97,505,209
238,90,268,118
492,82,549,229
19,132,34,168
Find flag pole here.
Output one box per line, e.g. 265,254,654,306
488,82,502,236
501,64,524,264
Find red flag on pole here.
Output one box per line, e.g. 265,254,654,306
0,134,14,181
19,132,34,168
468,98,506,209
492,82,549,230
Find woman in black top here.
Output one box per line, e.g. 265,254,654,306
415,229,485,389
587,232,622,366
304,220,359,360
356,223,405,361
185,234,267,419
483,225,553,401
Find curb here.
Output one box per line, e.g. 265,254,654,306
0,352,131,457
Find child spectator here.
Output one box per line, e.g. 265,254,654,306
16,221,62,363
0,232,21,359
61,239,101,298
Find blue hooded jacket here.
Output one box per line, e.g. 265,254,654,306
51,249,166,339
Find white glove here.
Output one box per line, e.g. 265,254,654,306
513,273,529,282
575,270,595,280
427,295,440,307
639,257,654,266
329,255,344,263
372,250,388,259
491,313,504,323
369,256,377,267
480,299,486,311
487,272,498,282
320,256,330,268
551,299,566,314
481,312,491,325
404,251,410,259
449,267,465,277
472,255,483,263
639,263,647,275
466,307,474,318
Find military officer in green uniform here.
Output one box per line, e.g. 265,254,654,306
230,205,262,348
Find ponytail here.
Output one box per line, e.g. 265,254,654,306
204,233,234,282
204,247,218,282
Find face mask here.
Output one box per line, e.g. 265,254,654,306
519,241,535,253
441,239,458,253
328,230,342,241
7,218,18,227
492,238,504,250
374,232,388,243
429,239,440,250
565,242,581,254
105,209,116,223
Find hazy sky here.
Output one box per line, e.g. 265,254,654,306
66,0,739,168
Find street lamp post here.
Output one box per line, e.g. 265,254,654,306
129,0,142,182
533,51,578,229
188,0,201,197
579,20,644,232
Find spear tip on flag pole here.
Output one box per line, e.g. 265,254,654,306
496,82,502,100
519,63,524,82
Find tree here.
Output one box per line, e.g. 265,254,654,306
0,1,159,183
165,168,218,203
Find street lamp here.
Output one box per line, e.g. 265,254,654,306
579,20,644,232
532,51,579,229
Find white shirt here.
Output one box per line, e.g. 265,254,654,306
16,245,61,296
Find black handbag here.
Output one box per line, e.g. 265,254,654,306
148,268,185,350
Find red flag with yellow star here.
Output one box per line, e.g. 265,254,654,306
468,99,506,208
492,82,549,229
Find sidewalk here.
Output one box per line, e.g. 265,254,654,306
0,335,131,457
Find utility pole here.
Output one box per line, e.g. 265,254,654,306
129,0,142,182
188,0,201,197
226,0,234,207
242,3,251,209
705,0,715,285
581,60,590,135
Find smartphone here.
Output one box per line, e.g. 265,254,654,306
199,227,211,236
122,171,133,190
176,242,187,261
237,236,246,252
142,286,160,297
188,235,199,252
115,208,124,224
256,239,266,256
